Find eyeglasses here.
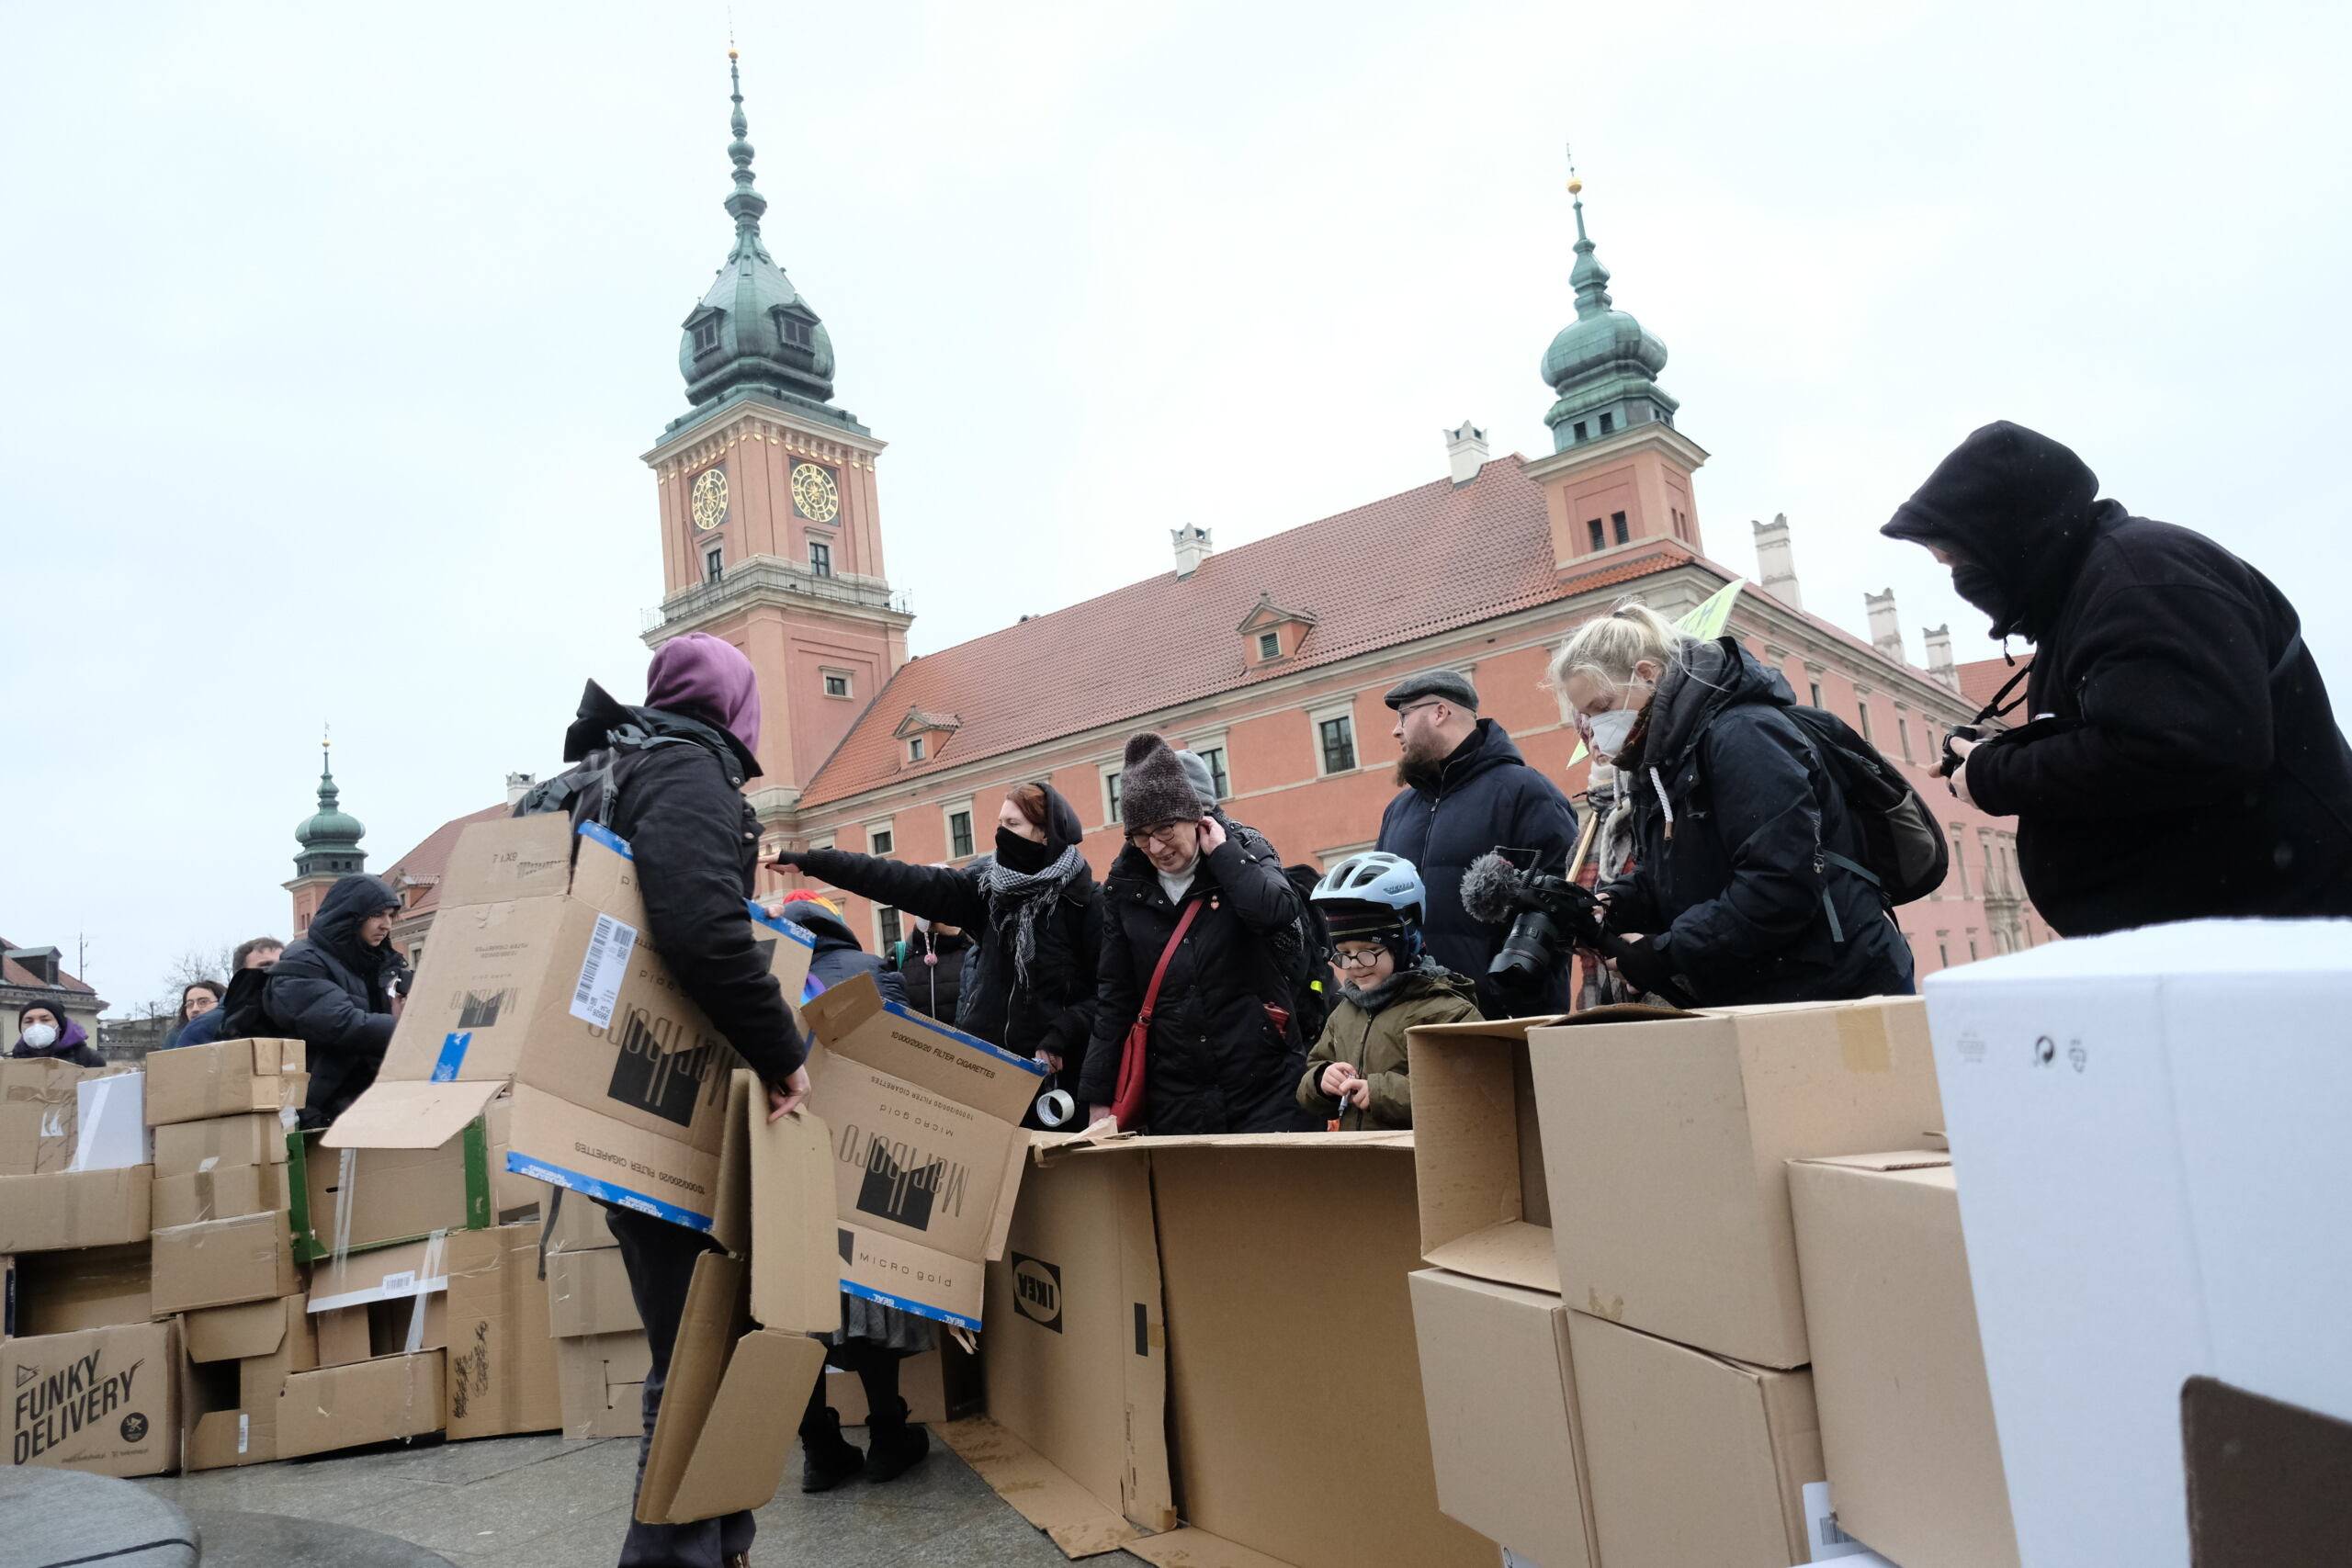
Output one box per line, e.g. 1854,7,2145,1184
1333,947,1388,971
1393,700,1444,720
1125,822,1194,850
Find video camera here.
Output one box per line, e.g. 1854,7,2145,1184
1937,724,1983,779
1459,851,1692,1009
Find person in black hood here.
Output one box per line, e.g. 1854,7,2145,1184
771,895,909,1007
1375,669,1580,1017
892,920,969,1026
774,782,1101,1090
1550,603,1916,1005
267,874,402,1127
12,1002,105,1067
1884,422,2352,935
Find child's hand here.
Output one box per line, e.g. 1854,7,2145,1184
1342,1078,1373,1111
1319,1062,1360,1098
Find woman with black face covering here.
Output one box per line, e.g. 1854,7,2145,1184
773,783,1102,1079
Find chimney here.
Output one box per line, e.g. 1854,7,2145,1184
505,772,537,808
1923,624,1959,691
1752,513,1803,609
1171,524,1213,578
1444,420,1489,486
1865,589,1905,663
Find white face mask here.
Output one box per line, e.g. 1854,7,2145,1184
20,1023,58,1049
1587,707,1641,760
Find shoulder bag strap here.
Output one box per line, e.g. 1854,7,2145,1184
1136,899,1204,1029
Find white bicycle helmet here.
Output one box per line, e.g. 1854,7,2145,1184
1312,852,1427,944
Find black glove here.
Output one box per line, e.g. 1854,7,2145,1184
1611,936,1675,997
770,848,807,872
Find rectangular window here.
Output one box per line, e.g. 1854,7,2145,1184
1599,411,1615,434
823,671,850,699
1257,630,1281,660
1857,701,1873,743
1897,716,1912,761
693,316,720,355
1968,937,1980,962
869,827,893,856
948,809,975,859
1104,771,1123,825
703,545,723,584
909,736,925,762
1200,745,1230,800
1808,680,1824,707
1951,828,1971,896
782,314,814,350
1611,511,1629,545
1318,715,1357,775
809,541,833,578
877,908,903,951
1587,519,1606,553
1572,420,1589,443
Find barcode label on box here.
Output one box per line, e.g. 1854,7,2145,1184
1802,1481,1868,1560
570,913,639,1028
237,1413,250,1455
379,1270,417,1294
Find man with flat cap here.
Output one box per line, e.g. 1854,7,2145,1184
1375,668,1579,1017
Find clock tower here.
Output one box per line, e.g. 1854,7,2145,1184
641,50,911,822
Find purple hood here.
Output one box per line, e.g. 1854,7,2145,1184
645,633,762,755
13,1012,91,1058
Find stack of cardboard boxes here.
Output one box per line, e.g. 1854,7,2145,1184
542,1194,650,1439
1408,998,2004,1568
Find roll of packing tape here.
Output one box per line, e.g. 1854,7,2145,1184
1035,1089,1076,1128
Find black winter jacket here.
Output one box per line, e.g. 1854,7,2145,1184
1603,639,1916,1005
271,874,401,1128
173,965,267,1050
894,928,970,1027
774,902,909,1007
790,787,1102,1065
1889,426,2352,934
1078,820,1307,1134
1376,719,1580,1017
555,682,808,1087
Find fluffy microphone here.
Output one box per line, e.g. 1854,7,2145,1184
1459,852,1526,926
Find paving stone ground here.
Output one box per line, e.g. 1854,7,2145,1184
137,1426,1146,1568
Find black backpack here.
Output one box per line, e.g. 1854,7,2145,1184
1783,705,1950,906
512,718,728,828
1283,863,1335,1043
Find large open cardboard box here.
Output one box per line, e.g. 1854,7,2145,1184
800,971,1045,1330
288,1102,502,1262
4,1319,181,1476
1531,997,1942,1368
324,814,813,1233
951,1131,1492,1568
1408,1015,1564,1293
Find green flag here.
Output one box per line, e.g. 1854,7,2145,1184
1567,579,1748,764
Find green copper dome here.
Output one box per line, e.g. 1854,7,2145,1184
1541,184,1678,453
676,53,840,418
293,746,367,880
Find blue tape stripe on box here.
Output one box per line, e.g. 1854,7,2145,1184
431,1032,471,1083
749,900,820,946
840,1278,982,1333
576,820,634,859
878,999,1048,1076
503,1151,713,1233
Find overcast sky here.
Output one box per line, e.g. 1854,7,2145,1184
6,1,2348,1015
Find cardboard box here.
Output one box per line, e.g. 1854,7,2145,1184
1531,998,1943,1368
186,1294,305,1363
313,1305,372,1369
557,1330,651,1439
824,1347,948,1427
1408,1269,1597,1568
16,1244,151,1336
1408,1016,1564,1292
0,1167,152,1253
957,1132,1491,1568
1921,919,2352,1567
3,1319,181,1476
143,1037,307,1126
151,1211,301,1314
180,1296,319,1470
288,1113,492,1263
153,1112,290,1181
1,1252,15,1337
444,1223,564,1440
1566,1311,1824,1568
547,1245,642,1339
69,1072,148,1171
634,1077,838,1525
324,814,815,1234
545,1190,618,1252
276,1349,446,1457
0,1059,133,1175
1789,1152,2018,1568
801,971,1045,1328
153,1160,291,1231
310,1233,449,1314
368,1292,450,1356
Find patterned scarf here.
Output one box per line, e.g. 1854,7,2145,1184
978,843,1087,990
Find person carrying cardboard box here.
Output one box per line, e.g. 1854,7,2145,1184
525,632,812,1568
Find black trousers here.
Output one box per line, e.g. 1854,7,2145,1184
606,1205,753,1568
799,1338,905,1432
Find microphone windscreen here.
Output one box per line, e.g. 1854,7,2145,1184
1459,852,1523,926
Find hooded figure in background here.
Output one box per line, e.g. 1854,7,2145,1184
1884,422,2352,934
772,895,909,1007
12,1003,104,1066
268,874,402,1127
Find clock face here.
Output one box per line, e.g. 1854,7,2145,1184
690,468,729,532
790,462,841,525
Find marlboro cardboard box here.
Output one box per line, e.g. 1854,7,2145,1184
151,1212,302,1315
153,1160,291,1231
287,1106,498,1263
323,813,813,1233
143,1039,307,1127
16,1244,151,1337
4,1319,181,1477
444,1223,563,1441
800,972,1045,1330
0,1167,152,1253
153,1113,291,1182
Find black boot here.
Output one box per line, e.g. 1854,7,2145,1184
798,1404,864,1494
862,1396,931,1483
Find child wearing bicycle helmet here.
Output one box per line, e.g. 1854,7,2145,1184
1295,852,1482,1130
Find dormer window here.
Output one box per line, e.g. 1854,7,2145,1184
909,736,925,761
775,306,816,353
691,313,722,356
1257,631,1281,660
1238,592,1318,668
894,707,962,767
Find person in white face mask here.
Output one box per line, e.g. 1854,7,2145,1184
12,1002,104,1066
1550,600,1916,1007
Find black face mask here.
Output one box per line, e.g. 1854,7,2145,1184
1951,561,2013,627
995,825,1055,874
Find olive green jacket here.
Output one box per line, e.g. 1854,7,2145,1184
1295,964,1482,1131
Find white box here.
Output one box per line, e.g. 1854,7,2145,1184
70,1072,148,1171
1922,919,2352,1568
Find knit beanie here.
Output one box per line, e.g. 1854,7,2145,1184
1120,732,1206,830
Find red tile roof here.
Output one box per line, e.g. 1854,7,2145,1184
383,802,509,922
0,942,96,996
801,457,1695,807
1954,656,2025,714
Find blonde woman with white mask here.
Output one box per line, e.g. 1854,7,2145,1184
1548,601,1916,1005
